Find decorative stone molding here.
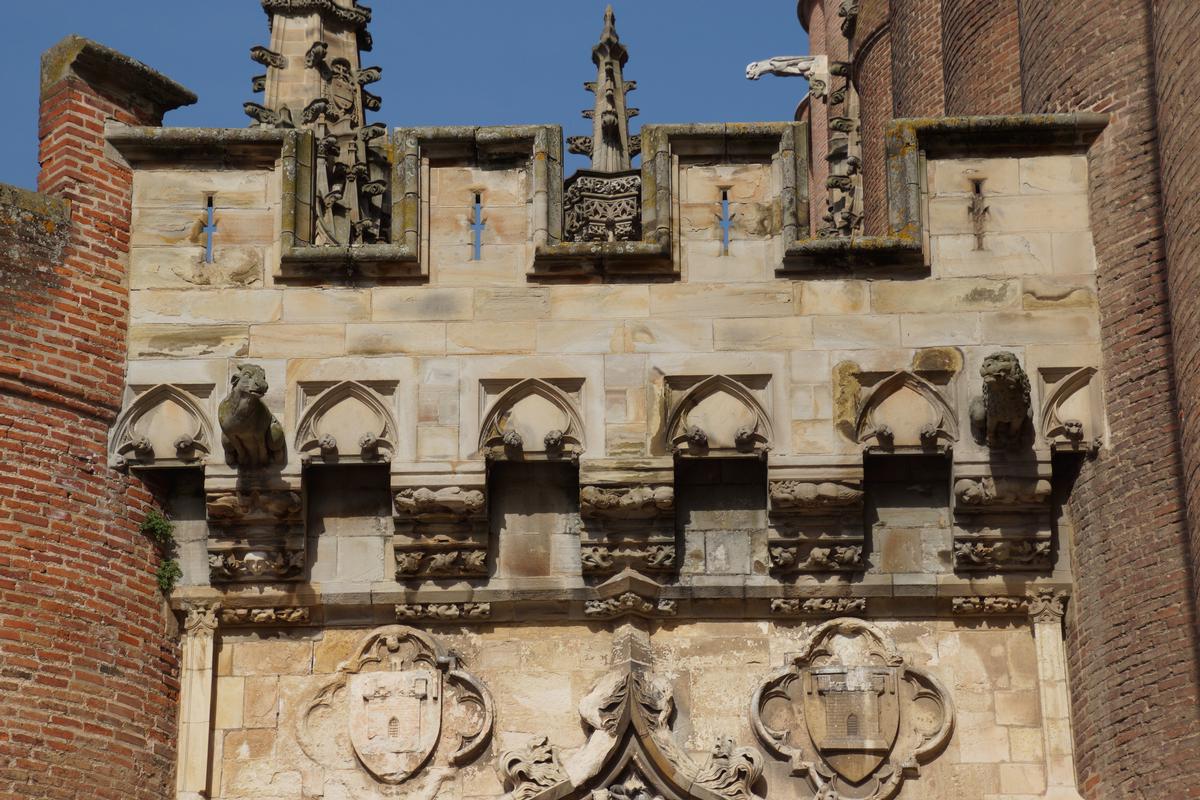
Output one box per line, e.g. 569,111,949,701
499,736,569,800
182,602,219,636
479,379,585,461
579,464,678,579
500,666,764,800
666,375,773,457
952,456,1054,573
1039,366,1104,453
953,475,1052,510
767,461,865,577
298,626,494,787
218,364,285,469
769,480,863,511
969,352,1033,451
110,384,214,469
953,538,1051,570
584,592,677,620
393,467,490,581
1027,589,1068,624
394,603,492,622
295,380,396,464
951,596,1031,615
770,597,867,617
751,618,954,799
580,484,674,519
856,371,957,452
205,463,306,584
219,606,310,625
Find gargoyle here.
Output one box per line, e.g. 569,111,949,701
219,364,285,468
969,352,1031,451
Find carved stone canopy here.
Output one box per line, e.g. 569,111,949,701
295,380,396,464
666,375,773,457
500,665,764,800
480,379,586,461
751,618,954,800
110,384,214,468
855,371,957,452
298,626,493,787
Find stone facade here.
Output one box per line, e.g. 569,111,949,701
1,2,1197,799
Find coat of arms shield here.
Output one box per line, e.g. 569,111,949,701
348,668,442,784
801,665,900,783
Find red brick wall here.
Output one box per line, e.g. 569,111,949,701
1153,1,1200,640
890,0,945,117
941,0,1021,115
1020,2,1200,796
0,64,179,800
852,12,893,235
803,0,830,235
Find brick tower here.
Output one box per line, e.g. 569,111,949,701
0,38,195,799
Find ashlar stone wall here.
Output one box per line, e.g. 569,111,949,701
111,119,1104,800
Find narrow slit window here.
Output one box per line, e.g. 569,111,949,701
719,189,732,256
470,192,485,261
203,195,217,264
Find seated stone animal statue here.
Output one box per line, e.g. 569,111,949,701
219,364,286,468
969,351,1031,451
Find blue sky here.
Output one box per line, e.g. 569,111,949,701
0,1,809,188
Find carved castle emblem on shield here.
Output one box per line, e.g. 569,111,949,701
751,618,954,799
299,626,494,787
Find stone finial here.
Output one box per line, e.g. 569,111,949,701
246,0,388,246
573,5,640,173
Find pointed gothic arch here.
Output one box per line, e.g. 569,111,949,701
294,380,396,463
479,379,586,460
665,375,773,457
110,384,214,468
855,371,957,452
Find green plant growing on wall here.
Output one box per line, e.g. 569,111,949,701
140,509,181,594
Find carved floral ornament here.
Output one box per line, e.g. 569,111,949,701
855,371,957,452
295,380,396,464
110,384,215,468
500,666,764,800
480,379,586,461
666,376,773,457
750,618,954,800
299,626,493,789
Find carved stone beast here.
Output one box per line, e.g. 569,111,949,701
219,364,285,467
969,352,1031,450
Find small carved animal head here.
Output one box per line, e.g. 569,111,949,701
230,364,270,397
980,351,1028,390
1064,419,1085,439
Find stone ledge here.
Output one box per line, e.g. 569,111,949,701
106,125,289,167
171,576,1072,625
42,35,196,120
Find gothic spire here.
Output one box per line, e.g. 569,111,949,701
570,5,640,173
245,0,389,246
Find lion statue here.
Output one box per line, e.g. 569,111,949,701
218,364,285,468
969,352,1031,451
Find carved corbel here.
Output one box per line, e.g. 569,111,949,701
951,456,1054,573
579,461,677,579
393,467,489,580
205,485,306,583
767,460,865,577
